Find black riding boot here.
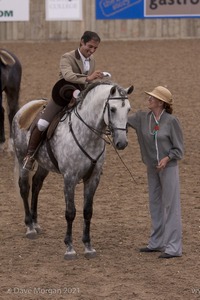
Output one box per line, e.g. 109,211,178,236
23,126,43,171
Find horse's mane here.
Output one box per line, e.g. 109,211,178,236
77,80,113,108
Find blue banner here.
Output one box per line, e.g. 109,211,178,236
96,0,143,19
96,0,200,19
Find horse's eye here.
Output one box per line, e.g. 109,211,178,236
110,107,116,113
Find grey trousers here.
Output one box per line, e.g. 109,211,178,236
146,164,182,256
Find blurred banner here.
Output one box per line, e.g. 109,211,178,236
96,0,200,19
0,0,29,21
46,0,83,20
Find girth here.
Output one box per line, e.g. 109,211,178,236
45,109,69,172
68,112,106,181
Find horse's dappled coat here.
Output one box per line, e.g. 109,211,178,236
12,81,133,259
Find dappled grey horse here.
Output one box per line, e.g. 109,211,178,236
12,81,133,259
0,49,22,151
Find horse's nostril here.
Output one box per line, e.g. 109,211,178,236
116,141,128,150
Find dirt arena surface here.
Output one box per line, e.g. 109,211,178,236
0,39,200,300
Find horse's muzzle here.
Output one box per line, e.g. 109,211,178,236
115,140,128,150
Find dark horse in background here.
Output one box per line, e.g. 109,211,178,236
0,49,22,151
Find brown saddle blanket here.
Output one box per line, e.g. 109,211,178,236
19,99,69,139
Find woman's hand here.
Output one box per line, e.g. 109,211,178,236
156,156,171,171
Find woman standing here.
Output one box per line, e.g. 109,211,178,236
128,86,184,259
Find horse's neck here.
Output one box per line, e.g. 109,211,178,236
77,89,107,129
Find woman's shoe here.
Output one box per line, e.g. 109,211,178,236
140,247,161,253
158,253,180,259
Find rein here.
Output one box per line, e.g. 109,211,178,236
73,106,110,144
104,93,137,184
107,134,137,184
68,112,106,164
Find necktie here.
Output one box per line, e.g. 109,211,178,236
84,58,90,73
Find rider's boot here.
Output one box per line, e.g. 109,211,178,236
23,126,43,171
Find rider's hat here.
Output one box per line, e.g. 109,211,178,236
52,79,80,107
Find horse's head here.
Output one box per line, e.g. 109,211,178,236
103,84,133,150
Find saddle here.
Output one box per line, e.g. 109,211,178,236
19,100,73,171
19,99,71,137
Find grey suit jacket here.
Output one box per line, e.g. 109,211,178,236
59,49,95,89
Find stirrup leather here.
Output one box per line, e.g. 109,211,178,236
23,155,35,171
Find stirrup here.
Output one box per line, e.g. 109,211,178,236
23,155,35,171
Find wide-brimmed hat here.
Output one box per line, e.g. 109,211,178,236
52,79,80,107
145,86,173,105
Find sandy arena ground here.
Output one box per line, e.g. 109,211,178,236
0,39,200,300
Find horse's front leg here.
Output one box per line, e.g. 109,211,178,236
63,180,77,260
0,68,5,148
7,92,19,152
82,174,101,258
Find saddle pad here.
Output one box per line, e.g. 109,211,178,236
19,100,47,130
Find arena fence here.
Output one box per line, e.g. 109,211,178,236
0,0,200,41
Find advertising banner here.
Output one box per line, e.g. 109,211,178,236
96,0,200,19
46,0,83,21
0,0,29,21
145,0,200,17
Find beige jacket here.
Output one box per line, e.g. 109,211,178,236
59,49,95,89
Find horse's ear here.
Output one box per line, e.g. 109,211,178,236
110,86,117,95
127,85,134,95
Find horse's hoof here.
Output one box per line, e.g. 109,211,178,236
84,248,97,259
64,250,77,260
26,228,37,239
33,223,41,234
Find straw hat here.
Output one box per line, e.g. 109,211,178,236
145,86,173,105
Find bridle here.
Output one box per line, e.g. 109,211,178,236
67,87,129,181
103,93,129,137
72,87,129,140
